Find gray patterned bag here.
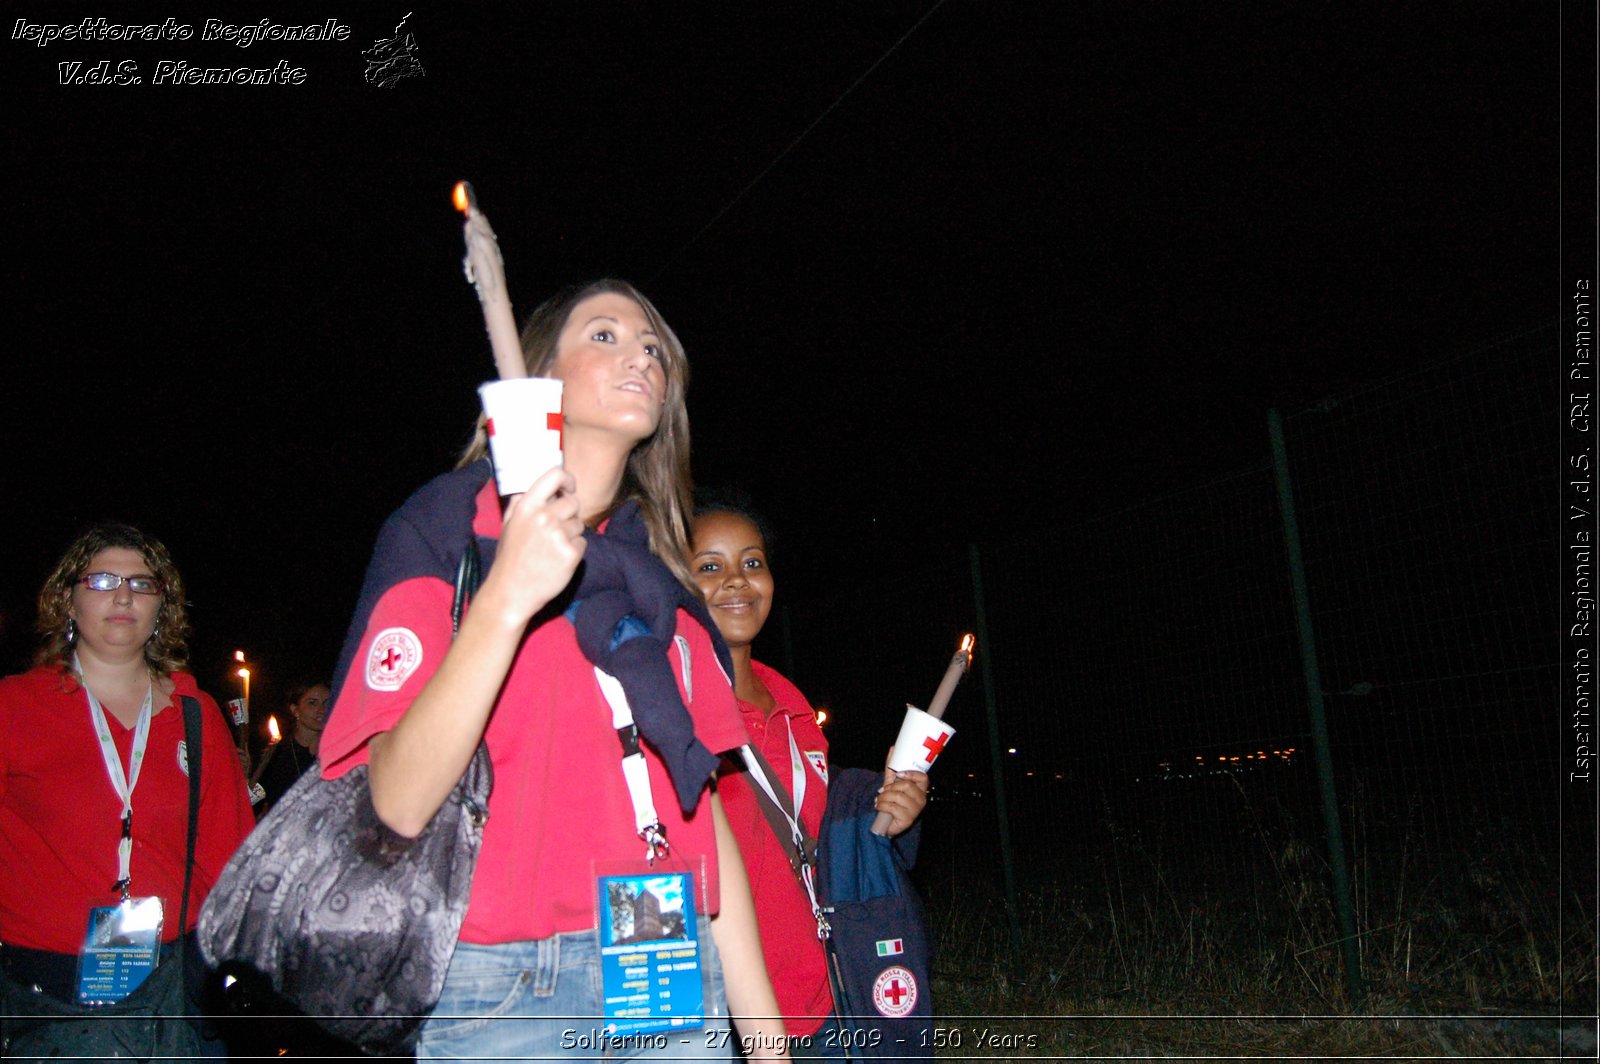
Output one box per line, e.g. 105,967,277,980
197,543,489,1057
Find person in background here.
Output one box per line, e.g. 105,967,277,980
254,679,329,810
689,494,928,1058
0,522,255,1055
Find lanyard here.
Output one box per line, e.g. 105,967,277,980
594,667,670,861
79,655,154,899
739,717,830,939
591,638,702,863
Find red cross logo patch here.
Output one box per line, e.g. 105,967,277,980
871,965,917,1018
366,627,423,692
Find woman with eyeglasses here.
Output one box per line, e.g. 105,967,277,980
0,522,256,1055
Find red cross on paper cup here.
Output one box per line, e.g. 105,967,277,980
887,705,957,774
477,377,565,496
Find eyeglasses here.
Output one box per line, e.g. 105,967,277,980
81,572,163,595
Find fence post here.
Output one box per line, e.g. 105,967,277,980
1268,408,1364,1008
968,543,1025,973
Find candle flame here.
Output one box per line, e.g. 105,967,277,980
958,633,976,670
451,180,476,215
267,716,280,742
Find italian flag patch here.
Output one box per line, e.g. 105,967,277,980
875,938,904,957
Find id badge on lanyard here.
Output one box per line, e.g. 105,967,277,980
594,856,709,1039
588,664,712,1039
78,663,165,1003
76,897,164,1005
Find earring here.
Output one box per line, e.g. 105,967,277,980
66,618,77,645
149,623,161,643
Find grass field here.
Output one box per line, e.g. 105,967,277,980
916,773,1595,1059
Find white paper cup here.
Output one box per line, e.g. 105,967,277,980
888,704,957,773
478,377,564,496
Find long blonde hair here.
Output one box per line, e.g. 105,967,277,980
458,279,696,589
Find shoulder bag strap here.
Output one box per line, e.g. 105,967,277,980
178,696,202,949
740,743,817,875
741,741,860,1050
453,535,481,634
739,742,832,938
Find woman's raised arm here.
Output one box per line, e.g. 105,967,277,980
367,468,584,836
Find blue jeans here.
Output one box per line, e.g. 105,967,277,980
419,916,734,1062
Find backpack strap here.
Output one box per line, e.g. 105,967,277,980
176,696,202,962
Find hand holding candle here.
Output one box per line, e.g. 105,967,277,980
454,181,566,495
248,716,282,787
454,180,527,382
872,634,975,835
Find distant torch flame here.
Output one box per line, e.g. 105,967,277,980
267,716,280,743
451,180,476,215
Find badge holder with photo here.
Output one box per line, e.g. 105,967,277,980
76,895,164,1006
590,669,716,1041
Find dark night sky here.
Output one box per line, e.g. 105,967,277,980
0,2,1561,703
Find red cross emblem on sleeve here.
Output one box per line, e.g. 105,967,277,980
366,627,423,692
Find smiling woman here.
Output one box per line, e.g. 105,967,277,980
687,493,930,1057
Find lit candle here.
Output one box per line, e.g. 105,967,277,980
872,633,975,835
925,633,975,720
453,180,527,382
248,717,282,788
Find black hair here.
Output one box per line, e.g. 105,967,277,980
691,486,776,565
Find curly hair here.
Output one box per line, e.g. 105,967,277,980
33,522,191,680
458,279,696,590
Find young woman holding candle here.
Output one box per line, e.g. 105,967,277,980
255,679,329,810
688,495,929,1058
318,280,788,1061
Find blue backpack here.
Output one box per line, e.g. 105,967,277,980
815,768,935,1061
